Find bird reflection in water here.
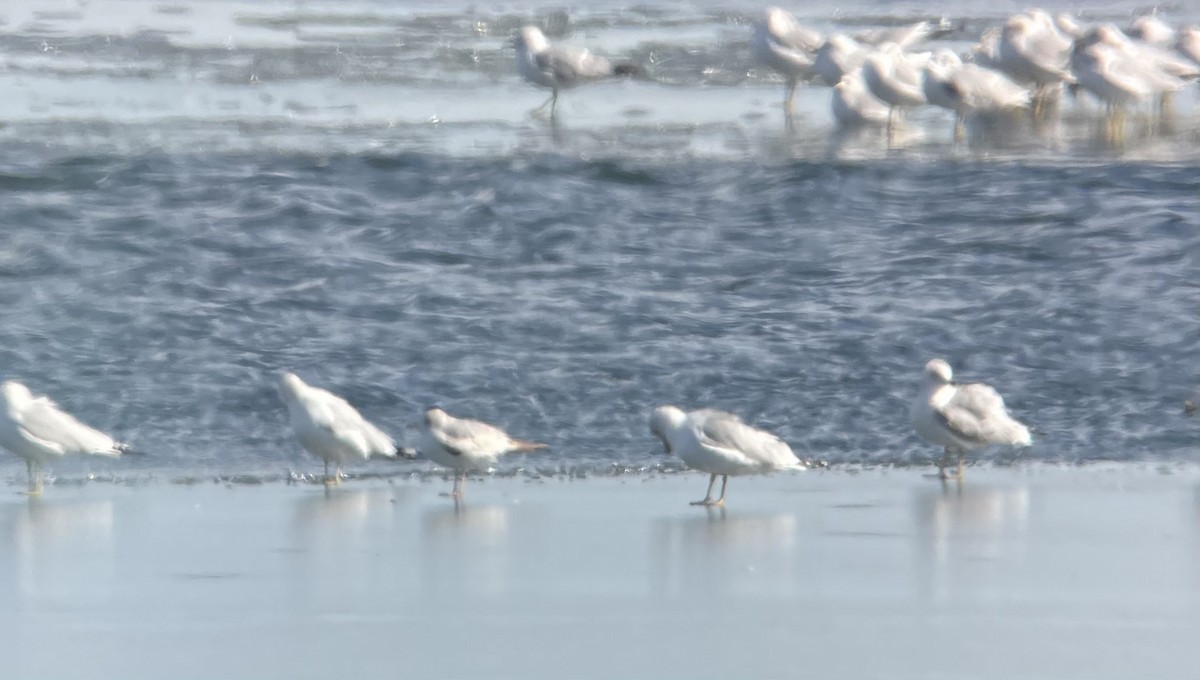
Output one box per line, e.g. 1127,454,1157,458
913,482,1030,602
420,501,512,597
650,509,800,597
0,496,115,602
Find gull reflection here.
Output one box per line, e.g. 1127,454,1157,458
0,496,115,603
420,501,511,596
913,482,1030,602
651,510,800,597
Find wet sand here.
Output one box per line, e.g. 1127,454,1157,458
0,468,1197,679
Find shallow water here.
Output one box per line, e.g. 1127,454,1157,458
0,1,1197,484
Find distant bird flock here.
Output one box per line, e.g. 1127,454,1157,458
513,7,1200,142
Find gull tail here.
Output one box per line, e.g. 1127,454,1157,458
612,63,644,79
392,446,419,460
510,439,548,452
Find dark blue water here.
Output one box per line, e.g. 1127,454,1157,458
1,148,1196,483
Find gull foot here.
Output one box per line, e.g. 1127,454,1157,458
689,499,723,507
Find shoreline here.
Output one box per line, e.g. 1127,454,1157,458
2,468,1197,679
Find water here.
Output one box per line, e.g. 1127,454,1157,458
0,0,1197,485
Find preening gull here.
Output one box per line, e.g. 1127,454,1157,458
923,49,1029,140
279,373,404,485
861,43,930,136
418,407,546,499
650,406,803,506
512,25,641,119
911,359,1031,480
831,70,890,126
751,7,822,114
0,380,125,495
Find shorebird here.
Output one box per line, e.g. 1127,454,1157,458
750,7,823,116
0,380,126,495
650,406,803,506
512,25,641,119
418,407,546,499
279,373,405,485
911,359,1032,480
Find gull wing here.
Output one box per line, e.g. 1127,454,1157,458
306,388,396,457
534,44,612,86
432,415,515,457
697,414,797,468
15,395,121,456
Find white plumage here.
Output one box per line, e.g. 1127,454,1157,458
0,380,125,495
911,359,1032,480
513,25,639,119
831,70,890,126
751,7,822,113
650,406,803,506
278,373,400,485
418,407,546,499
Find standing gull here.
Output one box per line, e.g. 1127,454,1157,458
650,406,803,506
279,373,404,485
751,7,823,115
418,407,546,499
910,359,1031,480
0,380,126,495
512,25,641,119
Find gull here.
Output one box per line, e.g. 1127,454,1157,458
923,49,1030,140
996,11,1073,115
1055,13,1085,39
1070,25,1195,139
852,19,946,49
0,381,126,495
861,43,930,137
751,6,823,114
815,34,869,87
512,25,641,119
650,406,803,507
279,373,405,485
1178,27,1200,66
1126,14,1175,47
831,70,890,126
910,359,1031,480
418,407,546,499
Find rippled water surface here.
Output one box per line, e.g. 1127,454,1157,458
0,0,1197,484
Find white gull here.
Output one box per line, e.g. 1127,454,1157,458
650,406,803,506
0,380,126,495
911,359,1031,480
418,407,546,499
279,373,403,485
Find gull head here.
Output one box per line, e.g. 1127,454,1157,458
279,372,307,400
513,25,549,52
0,380,33,408
762,7,794,36
923,359,954,384
649,405,688,454
424,406,450,429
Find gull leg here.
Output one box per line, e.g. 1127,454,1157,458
953,111,965,144
690,473,717,506
323,460,336,486
955,453,965,480
23,461,43,496
441,471,465,499
712,476,729,507
937,448,951,480
531,90,557,118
